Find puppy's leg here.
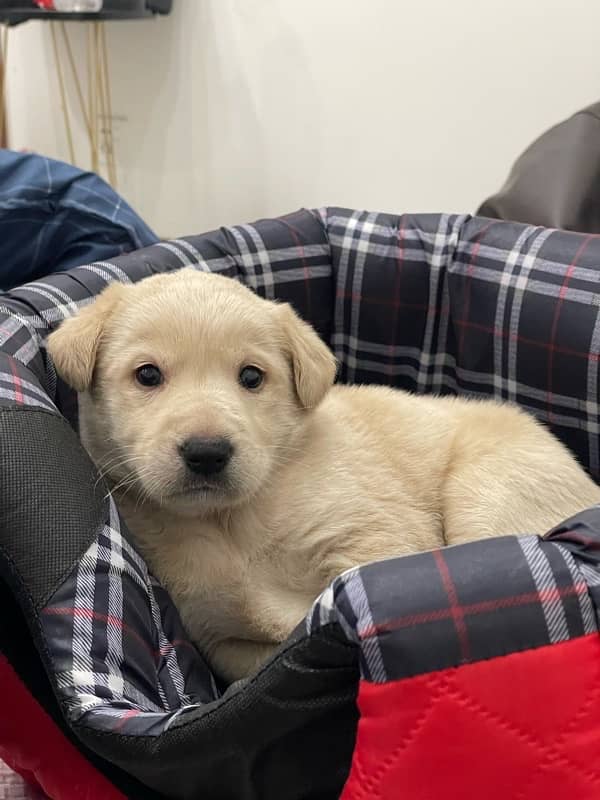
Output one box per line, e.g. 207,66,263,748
316,512,445,585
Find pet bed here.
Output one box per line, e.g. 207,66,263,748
1,207,600,800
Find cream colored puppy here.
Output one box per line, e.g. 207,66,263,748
47,269,600,682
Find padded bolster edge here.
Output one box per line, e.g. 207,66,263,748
77,624,360,800
0,405,105,611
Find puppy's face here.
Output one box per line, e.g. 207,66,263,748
47,269,336,516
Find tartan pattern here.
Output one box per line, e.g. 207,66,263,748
0,354,57,413
0,208,333,737
306,530,599,682
0,207,599,736
0,208,332,388
328,210,600,481
41,497,218,736
1,207,599,479
544,504,600,621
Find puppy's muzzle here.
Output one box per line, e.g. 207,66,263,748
179,437,233,477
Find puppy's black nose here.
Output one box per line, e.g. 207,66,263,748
179,437,233,476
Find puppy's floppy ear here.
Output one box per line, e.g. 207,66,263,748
46,282,128,392
278,303,337,409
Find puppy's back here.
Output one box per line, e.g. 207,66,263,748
319,384,600,541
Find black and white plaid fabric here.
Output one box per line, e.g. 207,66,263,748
0,354,56,413
2,207,600,737
325,210,600,480
41,497,219,736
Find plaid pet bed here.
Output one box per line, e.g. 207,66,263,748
1,208,600,799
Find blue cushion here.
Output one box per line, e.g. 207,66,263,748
0,149,157,289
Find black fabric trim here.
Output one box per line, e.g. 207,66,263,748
0,406,105,610
77,626,358,800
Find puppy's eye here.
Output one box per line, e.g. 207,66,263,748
135,364,163,388
239,365,264,391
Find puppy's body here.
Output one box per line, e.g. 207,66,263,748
48,269,600,682
118,386,600,679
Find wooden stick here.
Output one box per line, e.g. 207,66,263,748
0,25,8,148
90,23,101,172
50,22,75,165
94,23,109,181
100,22,117,187
60,21,92,139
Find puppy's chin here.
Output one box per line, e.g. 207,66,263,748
160,484,241,517
138,471,259,518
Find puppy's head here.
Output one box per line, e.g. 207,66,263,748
47,269,336,515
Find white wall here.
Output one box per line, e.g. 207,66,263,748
5,0,600,237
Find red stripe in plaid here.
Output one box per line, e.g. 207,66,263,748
458,221,496,359
43,606,196,660
114,709,142,732
386,217,406,380
546,235,594,422
453,318,600,363
277,217,313,317
358,582,589,640
547,531,600,550
8,358,23,405
433,549,470,662
339,290,430,311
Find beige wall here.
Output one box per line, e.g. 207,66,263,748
5,0,600,237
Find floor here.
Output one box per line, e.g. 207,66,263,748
0,762,46,800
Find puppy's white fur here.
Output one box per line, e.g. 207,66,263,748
47,269,600,681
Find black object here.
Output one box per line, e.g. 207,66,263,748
0,0,171,26
478,102,600,232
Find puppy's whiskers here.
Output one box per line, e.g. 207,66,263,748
104,458,159,502
95,455,146,490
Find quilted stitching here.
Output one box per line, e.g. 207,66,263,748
342,635,600,800
350,674,450,799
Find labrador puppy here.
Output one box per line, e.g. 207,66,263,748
47,269,600,682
